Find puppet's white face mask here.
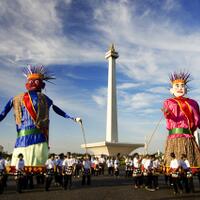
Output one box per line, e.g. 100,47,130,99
170,82,186,97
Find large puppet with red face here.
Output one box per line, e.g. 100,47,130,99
0,65,81,169
162,72,200,169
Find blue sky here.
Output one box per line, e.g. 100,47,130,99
1,0,200,154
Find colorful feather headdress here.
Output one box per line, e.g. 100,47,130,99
169,71,191,85
23,65,55,83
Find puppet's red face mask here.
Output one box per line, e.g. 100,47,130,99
25,79,45,92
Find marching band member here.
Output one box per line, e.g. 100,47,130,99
106,157,114,176
125,156,133,177
133,153,142,189
143,155,155,192
169,152,183,195
45,154,56,191
180,154,194,193
93,157,100,176
114,157,120,178
99,155,106,175
74,156,82,178
62,152,75,190
152,155,160,190
55,153,64,186
15,153,25,193
82,154,92,185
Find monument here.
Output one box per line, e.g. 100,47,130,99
81,45,144,156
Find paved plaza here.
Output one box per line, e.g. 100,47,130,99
1,175,200,200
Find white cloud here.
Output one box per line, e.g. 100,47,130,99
117,82,142,90
146,86,169,95
121,92,160,110
92,0,200,86
162,0,180,12
92,87,107,107
0,0,104,66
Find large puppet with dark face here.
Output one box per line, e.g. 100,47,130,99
25,78,45,92
23,65,54,92
0,65,81,169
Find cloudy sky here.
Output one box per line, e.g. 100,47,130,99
1,0,200,154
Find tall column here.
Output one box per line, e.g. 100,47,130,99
105,44,119,143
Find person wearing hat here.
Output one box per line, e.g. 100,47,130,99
0,65,82,168
162,72,200,170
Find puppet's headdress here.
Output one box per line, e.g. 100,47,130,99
23,65,55,83
169,71,191,85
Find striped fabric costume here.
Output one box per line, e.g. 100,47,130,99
0,65,78,167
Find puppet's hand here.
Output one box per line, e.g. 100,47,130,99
161,108,169,114
75,117,82,124
161,108,171,117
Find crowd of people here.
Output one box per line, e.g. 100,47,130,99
0,151,199,195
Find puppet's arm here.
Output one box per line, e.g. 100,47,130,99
161,100,176,120
52,104,81,123
0,98,13,122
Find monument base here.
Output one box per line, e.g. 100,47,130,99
81,141,144,156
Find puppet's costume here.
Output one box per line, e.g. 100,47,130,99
163,72,200,168
0,65,80,168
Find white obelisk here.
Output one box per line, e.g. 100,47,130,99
80,44,144,156
105,44,119,143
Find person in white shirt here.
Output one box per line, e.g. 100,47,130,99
169,152,183,195
15,153,25,193
93,157,100,176
106,157,114,176
133,153,142,189
152,155,160,190
5,156,11,167
55,153,64,187
125,156,131,177
74,157,82,178
180,154,194,193
99,155,105,175
82,154,92,185
143,155,155,192
114,157,120,178
45,154,56,170
45,154,56,191
62,152,75,190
